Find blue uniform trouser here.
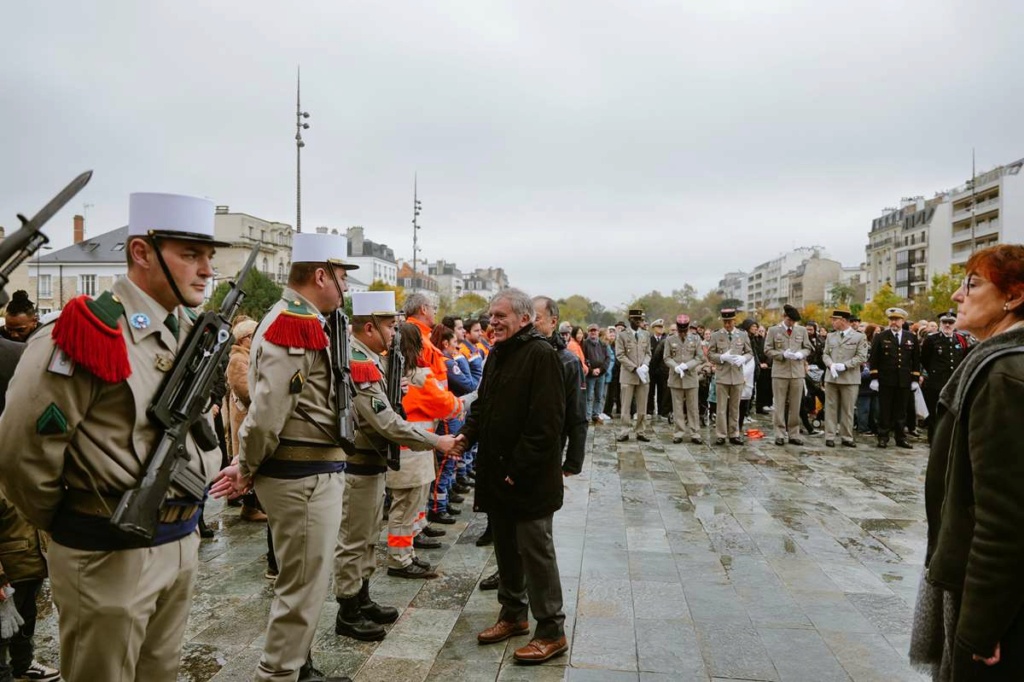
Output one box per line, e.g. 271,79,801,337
429,417,462,513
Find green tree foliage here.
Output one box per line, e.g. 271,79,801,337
861,283,905,325
206,268,282,320
828,282,857,307
556,295,592,326
368,280,406,308
927,265,965,318
452,292,488,317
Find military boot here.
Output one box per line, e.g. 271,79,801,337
299,653,351,682
359,578,399,624
335,595,386,641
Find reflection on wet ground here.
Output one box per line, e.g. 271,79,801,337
31,412,930,680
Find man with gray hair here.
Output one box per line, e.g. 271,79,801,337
453,288,569,664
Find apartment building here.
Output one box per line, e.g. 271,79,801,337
744,247,830,312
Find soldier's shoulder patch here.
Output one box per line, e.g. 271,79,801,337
51,294,131,383
370,397,387,414
289,370,305,394
37,402,68,435
265,303,329,351
47,347,76,376
351,348,368,361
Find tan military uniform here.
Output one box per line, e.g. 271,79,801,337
662,331,704,440
334,337,438,593
0,277,220,682
707,328,753,440
823,329,869,444
614,326,652,438
764,323,815,441
239,289,346,682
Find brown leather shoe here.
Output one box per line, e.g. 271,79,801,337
240,504,268,522
513,636,568,663
477,619,530,644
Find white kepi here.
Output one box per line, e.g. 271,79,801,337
128,192,229,245
351,291,399,317
292,232,357,269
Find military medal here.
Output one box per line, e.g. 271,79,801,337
130,313,151,330
154,353,174,372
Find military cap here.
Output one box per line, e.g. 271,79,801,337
783,304,802,322
939,309,957,322
293,232,358,270
830,307,852,320
651,319,664,329
885,307,909,320
351,291,399,317
628,308,644,319
720,308,738,320
128,192,231,247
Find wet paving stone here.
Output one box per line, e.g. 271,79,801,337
25,413,933,680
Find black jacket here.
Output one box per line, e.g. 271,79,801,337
869,328,922,388
550,332,588,475
459,324,566,520
582,338,608,378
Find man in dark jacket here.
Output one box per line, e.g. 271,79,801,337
454,288,568,664
868,307,922,448
581,324,609,424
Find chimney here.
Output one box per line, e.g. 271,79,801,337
347,226,364,256
73,214,85,244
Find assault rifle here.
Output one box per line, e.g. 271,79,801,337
383,322,404,471
326,308,357,455
111,244,260,544
0,171,92,307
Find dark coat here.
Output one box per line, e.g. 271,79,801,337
582,337,608,377
459,324,566,520
923,325,1024,674
549,333,588,475
869,328,922,388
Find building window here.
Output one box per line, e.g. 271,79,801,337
38,274,52,298
80,274,97,297
278,262,285,281
261,229,266,243
262,257,269,274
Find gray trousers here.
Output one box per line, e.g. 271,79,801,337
824,383,859,442
619,382,650,438
490,512,566,641
715,382,743,439
772,377,804,440
333,472,385,599
670,386,700,439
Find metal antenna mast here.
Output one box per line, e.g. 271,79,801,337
412,174,422,281
296,66,310,232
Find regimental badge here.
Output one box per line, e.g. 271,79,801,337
371,397,387,414
37,402,68,435
129,313,150,330
289,371,305,394
154,353,174,372
47,347,76,377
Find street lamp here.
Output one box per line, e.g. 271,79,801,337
295,66,310,233
411,175,422,285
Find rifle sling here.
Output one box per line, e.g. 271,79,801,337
294,404,342,447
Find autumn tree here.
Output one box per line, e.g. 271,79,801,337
861,283,906,325
368,279,406,308
927,265,965,318
451,292,488,317
827,282,857,307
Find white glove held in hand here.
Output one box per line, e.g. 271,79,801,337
0,585,24,639
829,366,839,380
833,363,846,373
870,379,879,392
731,355,745,367
674,364,686,377
637,365,650,384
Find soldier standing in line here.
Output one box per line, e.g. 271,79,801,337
333,292,458,640
707,309,753,445
615,309,652,443
662,314,705,444
868,307,922,449
0,193,227,682
764,305,815,446
920,309,970,442
213,231,355,682
822,308,869,448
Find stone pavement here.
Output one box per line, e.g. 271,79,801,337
32,413,932,681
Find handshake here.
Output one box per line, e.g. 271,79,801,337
438,433,469,458
720,352,745,367
783,350,807,361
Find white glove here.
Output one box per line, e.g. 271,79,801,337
731,355,745,367
870,379,879,392
637,365,650,384
829,365,839,380
783,350,798,360
0,585,24,639
674,364,686,377
833,363,846,373
911,382,920,393
720,352,734,364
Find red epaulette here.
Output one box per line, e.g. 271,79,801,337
350,359,383,384
51,294,131,383
264,307,329,351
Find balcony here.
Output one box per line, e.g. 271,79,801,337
952,198,999,223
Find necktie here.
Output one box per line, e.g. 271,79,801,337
728,332,733,342
786,328,792,337
164,314,179,341
895,332,901,345
634,331,638,341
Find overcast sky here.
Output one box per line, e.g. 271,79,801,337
3,1,1022,309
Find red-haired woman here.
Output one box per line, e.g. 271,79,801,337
911,244,1024,680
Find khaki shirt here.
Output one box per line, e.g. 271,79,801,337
823,329,869,385
238,289,340,477
349,336,438,474
663,332,704,390
708,328,753,385
764,323,815,379
614,327,652,386
0,277,219,531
